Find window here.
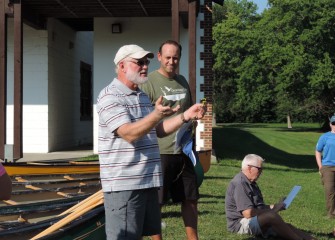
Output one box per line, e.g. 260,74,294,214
80,62,92,120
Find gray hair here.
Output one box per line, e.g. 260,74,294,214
241,154,264,170
115,57,132,74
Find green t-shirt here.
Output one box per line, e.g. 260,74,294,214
140,70,193,154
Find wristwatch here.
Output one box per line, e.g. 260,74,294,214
180,112,189,123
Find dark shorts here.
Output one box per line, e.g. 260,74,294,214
159,154,199,204
104,188,161,240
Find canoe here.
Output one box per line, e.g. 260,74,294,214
0,162,105,240
0,205,105,240
3,160,100,176
1,172,101,206
41,206,105,240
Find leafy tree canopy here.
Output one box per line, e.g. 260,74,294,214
213,0,335,124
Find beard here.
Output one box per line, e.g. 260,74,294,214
126,69,148,85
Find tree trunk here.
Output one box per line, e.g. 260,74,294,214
287,114,292,128
212,113,217,127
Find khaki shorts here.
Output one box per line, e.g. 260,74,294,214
238,217,276,238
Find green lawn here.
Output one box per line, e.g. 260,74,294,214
157,123,334,240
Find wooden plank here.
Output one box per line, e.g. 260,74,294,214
4,163,99,176
15,176,27,182
171,0,179,42
57,192,72,198
0,0,7,159
64,175,75,180
13,2,23,159
179,0,189,12
188,1,197,104
25,185,42,191
3,199,18,205
69,160,99,165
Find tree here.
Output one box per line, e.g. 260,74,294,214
213,0,261,122
213,0,335,123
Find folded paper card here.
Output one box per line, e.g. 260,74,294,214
284,185,301,209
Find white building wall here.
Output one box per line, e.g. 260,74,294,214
93,17,171,153
6,19,93,153
179,9,205,151
195,0,206,150
6,10,207,154
92,17,203,153
6,20,49,153
47,19,93,151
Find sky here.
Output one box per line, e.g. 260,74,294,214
250,0,268,13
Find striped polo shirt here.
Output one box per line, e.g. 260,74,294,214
97,78,162,192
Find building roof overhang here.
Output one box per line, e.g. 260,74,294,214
5,0,200,31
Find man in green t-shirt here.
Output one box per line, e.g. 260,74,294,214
141,40,199,240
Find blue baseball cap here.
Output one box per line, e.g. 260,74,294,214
330,115,335,123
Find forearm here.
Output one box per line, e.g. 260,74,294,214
156,113,186,138
157,104,204,137
116,111,162,143
315,151,322,169
242,208,270,218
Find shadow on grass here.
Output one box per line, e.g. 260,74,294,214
161,211,181,219
216,123,323,132
232,231,332,240
199,193,224,200
249,231,334,240
203,175,229,180
213,127,317,170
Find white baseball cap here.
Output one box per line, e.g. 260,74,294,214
114,44,154,65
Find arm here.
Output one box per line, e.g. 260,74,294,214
156,103,206,138
315,150,322,170
242,201,285,219
270,199,286,212
116,96,180,143
0,163,12,200
242,208,269,219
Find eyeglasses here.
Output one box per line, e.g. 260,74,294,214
128,59,150,67
331,122,335,126
248,165,263,172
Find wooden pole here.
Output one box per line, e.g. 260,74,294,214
0,0,7,160
13,2,23,159
188,0,197,104
30,191,104,240
59,189,103,216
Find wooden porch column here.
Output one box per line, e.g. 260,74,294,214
13,2,23,159
171,0,179,42
188,1,197,103
0,0,7,159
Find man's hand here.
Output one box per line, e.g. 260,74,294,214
183,103,207,122
154,96,180,118
271,197,286,212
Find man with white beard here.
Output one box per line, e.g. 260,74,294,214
96,44,206,240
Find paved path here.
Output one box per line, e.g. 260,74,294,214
6,146,94,163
